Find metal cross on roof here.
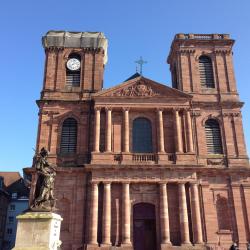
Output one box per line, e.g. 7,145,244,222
135,56,147,75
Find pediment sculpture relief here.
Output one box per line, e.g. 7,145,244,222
112,82,160,97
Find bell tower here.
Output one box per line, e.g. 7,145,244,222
167,34,237,97
167,33,248,166
36,31,108,165
42,31,108,97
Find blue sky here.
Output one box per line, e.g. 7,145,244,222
0,0,250,174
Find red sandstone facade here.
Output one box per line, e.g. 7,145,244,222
25,31,250,250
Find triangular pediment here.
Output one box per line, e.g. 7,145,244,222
94,76,192,99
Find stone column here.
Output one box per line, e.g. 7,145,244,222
185,110,194,153
102,182,111,245
178,182,191,245
94,107,101,152
123,108,130,153
105,107,112,152
174,109,183,153
89,182,99,245
190,183,203,244
122,182,131,245
159,183,171,245
158,109,165,153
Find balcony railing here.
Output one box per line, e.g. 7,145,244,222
132,153,157,162
176,33,230,40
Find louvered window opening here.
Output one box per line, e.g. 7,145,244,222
172,64,178,89
60,118,77,154
205,120,223,154
199,56,215,88
66,70,80,87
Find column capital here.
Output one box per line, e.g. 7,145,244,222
103,181,112,185
173,107,181,112
191,110,201,117
90,180,99,185
184,108,191,114
122,181,130,185
159,181,168,185
122,107,130,112
94,106,102,111
178,181,187,185
105,106,112,111
156,108,164,112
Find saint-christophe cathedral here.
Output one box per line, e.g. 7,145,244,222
25,31,250,250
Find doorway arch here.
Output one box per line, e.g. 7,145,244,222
133,203,157,250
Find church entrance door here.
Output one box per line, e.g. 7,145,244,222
133,203,157,250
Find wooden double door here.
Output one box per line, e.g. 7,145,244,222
133,203,157,250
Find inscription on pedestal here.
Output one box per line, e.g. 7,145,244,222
13,212,63,250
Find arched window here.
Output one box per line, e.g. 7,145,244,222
60,118,77,154
205,119,223,154
132,118,153,153
66,54,81,87
199,56,215,88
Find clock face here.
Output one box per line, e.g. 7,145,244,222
66,58,81,71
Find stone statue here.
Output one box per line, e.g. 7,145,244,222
30,147,56,211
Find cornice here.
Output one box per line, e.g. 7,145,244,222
192,101,243,109
222,112,242,118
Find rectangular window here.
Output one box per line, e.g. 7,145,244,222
7,228,12,234
12,193,17,199
0,177,3,188
10,204,15,211
8,216,14,223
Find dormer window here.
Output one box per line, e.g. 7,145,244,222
12,193,17,199
66,54,81,87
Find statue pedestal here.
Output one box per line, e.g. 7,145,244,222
13,211,63,250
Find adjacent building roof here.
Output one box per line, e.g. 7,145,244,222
0,172,21,187
42,30,108,64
